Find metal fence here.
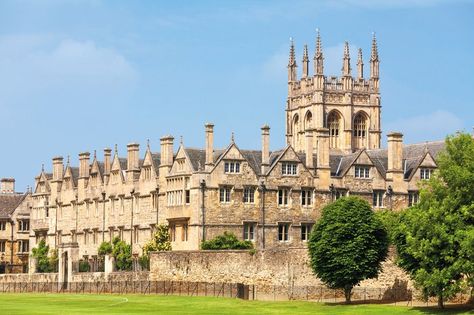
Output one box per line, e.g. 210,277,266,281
0,280,472,305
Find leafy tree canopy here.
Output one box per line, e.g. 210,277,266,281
31,239,58,273
394,132,474,308
308,196,389,303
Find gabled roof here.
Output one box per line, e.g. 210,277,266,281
0,193,27,219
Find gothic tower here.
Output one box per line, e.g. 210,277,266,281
285,31,381,153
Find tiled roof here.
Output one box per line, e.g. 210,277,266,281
0,193,27,219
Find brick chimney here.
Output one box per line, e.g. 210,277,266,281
160,135,174,167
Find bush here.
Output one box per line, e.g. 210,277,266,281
142,224,171,256
138,255,150,271
78,260,90,272
111,237,133,271
201,231,253,250
31,239,57,273
98,241,113,256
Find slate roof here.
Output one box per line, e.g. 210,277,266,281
0,193,27,219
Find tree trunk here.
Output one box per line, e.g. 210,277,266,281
344,285,352,304
437,293,444,309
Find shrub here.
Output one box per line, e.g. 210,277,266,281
201,231,253,250
31,239,57,273
78,260,90,272
142,224,171,256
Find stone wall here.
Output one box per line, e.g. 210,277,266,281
149,247,413,290
0,272,58,282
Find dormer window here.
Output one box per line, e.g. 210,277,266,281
282,162,297,175
420,168,433,180
224,161,241,174
354,165,370,178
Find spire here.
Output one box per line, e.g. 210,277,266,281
370,32,380,83
313,28,324,75
114,144,118,155
287,37,297,82
370,32,379,62
302,44,309,78
357,48,364,79
342,41,351,76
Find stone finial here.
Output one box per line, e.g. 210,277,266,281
344,41,350,58
357,48,364,79
371,32,379,61
114,144,118,155
288,37,296,66
147,139,150,150
315,28,322,58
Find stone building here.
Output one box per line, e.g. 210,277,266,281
0,178,32,273
29,33,444,268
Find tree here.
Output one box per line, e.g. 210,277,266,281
31,239,56,273
111,237,133,271
308,196,389,303
201,231,253,250
142,224,172,256
394,132,474,308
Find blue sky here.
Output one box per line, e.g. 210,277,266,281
0,0,473,190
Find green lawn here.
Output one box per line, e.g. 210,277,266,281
0,293,472,315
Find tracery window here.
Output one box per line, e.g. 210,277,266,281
353,113,368,150
327,111,341,149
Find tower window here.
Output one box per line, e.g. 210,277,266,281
327,111,341,149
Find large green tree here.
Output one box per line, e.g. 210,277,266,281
394,132,474,308
308,196,389,303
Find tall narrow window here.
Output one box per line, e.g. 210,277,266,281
278,189,289,206
219,187,231,203
353,112,368,150
182,224,188,242
301,189,313,206
185,190,190,204
327,111,341,149
373,190,384,208
408,191,419,207
170,224,176,242
0,241,6,252
278,223,290,242
243,223,255,241
243,187,255,204
301,223,313,241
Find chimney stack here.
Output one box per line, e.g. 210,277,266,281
104,148,112,175
0,178,15,194
52,156,64,181
78,152,90,178
261,124,270,174
316,128,330,188
205,123,214,170
387,132,404,191
305,129,314,169
127,143,140,171
160,136,174,167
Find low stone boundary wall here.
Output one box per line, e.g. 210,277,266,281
0,273,58,283
149,247,412,289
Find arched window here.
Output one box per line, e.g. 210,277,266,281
327,111,341,149
292,114,300,149
353,112,368,149
304,111,313,131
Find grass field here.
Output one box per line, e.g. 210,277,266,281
0,294,472,315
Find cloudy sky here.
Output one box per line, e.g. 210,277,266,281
0,0,473,190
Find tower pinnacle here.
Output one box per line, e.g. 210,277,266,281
302,44,309,78
342,41,351,76
370,32,380,83
357,48,364,79
288,37,297,82
314,29,323,75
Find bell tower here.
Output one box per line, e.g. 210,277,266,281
285,30,381,153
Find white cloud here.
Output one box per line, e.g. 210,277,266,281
0,35,138,106
384,110,465,143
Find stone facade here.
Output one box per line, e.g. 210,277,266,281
27,33,446,273
0,178,32,273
